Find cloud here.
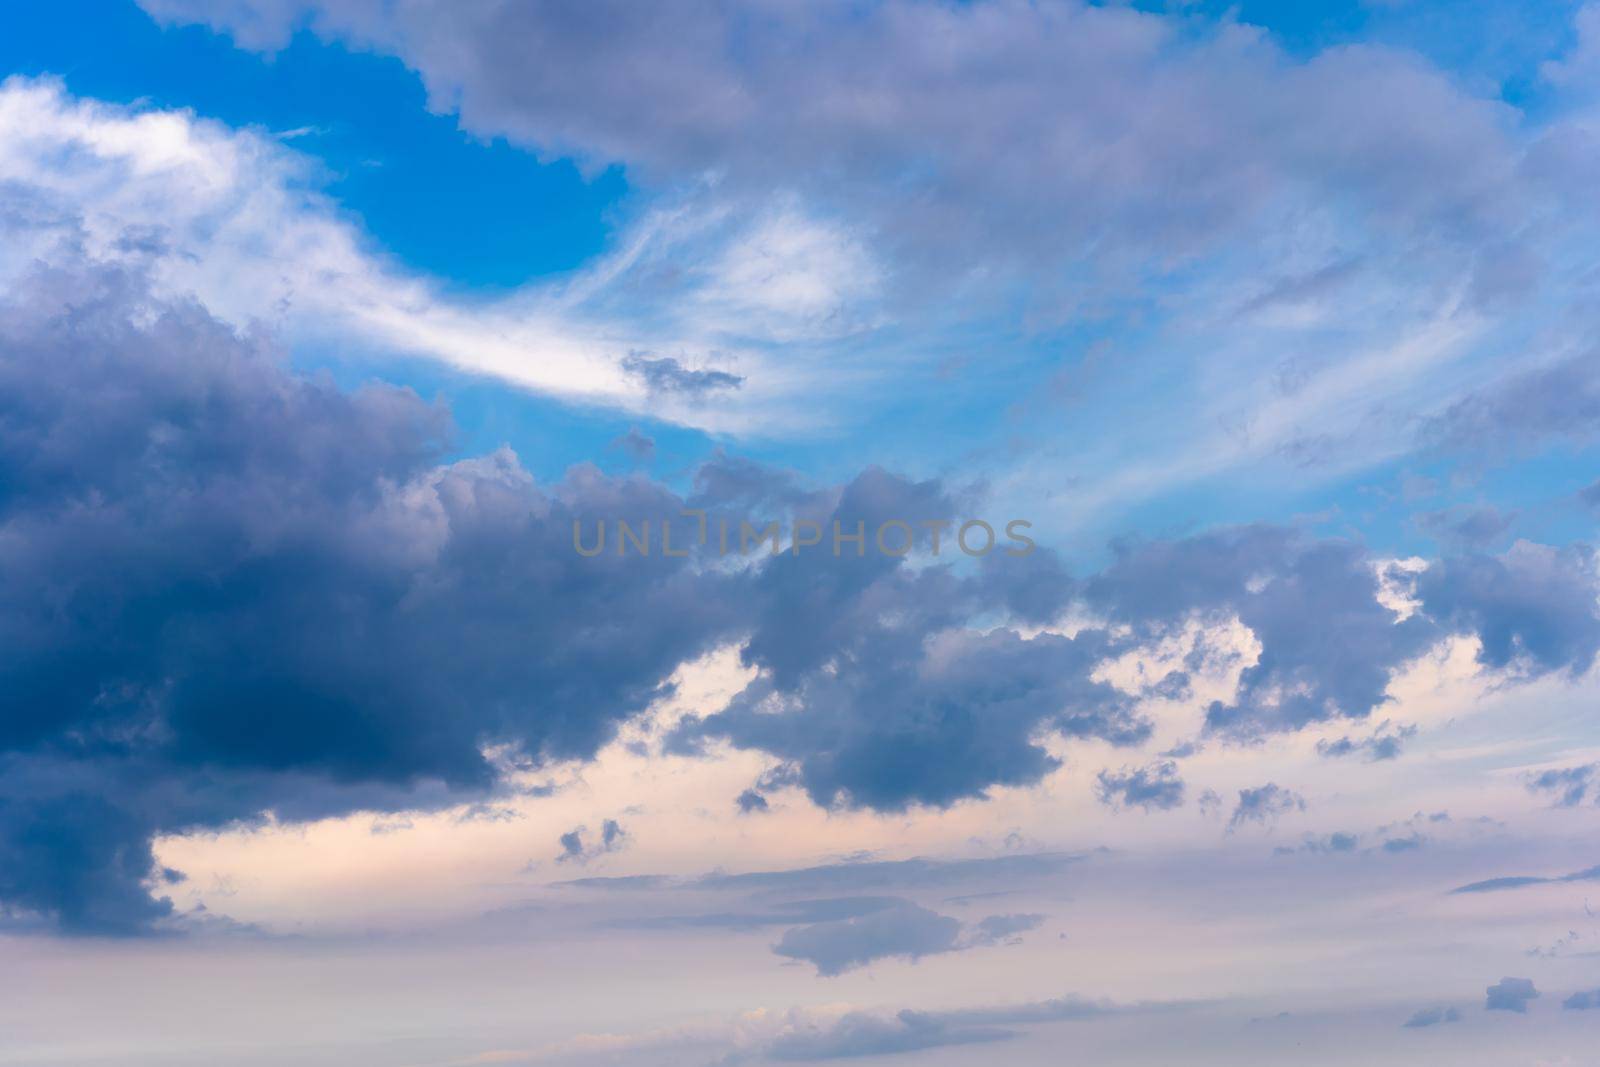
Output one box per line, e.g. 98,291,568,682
670,492,1150,807
1417,505,1517,549
765,1010,1011,1061
1316,723,1418,762
1485,977,1539,1013
1525,763,1598,807
0,258,753,931
137,0,1531,288
1417,541,1600,677
1279,832,1361,856
1563,989,1600,1010
3,252,1596,931
1451,863,1600,894
967,913,1046,946
1402,1006,1461,1028
555,820,630,865
1086,527,1440,738
1381,833,1425,853
610,428,656,464
771,899,1044,976
1426,349,1600,457
620,352,744,399
563,851,1091,896
0,77,873,436
772,900,964,976
1227,784,1307,831
1095,760,1186,812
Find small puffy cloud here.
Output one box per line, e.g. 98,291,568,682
1316,723,1417,762
736,788,770,814
1525,763,1598,807
610,427,657,463
620,352,744,399
1382,833,1426,853
1563,989,1600,1010
556,820,629,864
1402,1006,1461,1028
1228,784,1307,831
1485,977,1539,1013
773,901,963,976
1095,760,1186,812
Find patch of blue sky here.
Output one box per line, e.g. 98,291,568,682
0,0,628,289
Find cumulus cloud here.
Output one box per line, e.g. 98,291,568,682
1563,989,1600,1010
1485,977,1539,1013
556,820,629,864
1095,761,1186,812
1402,1006,1460,1028
1227,784,1307,832
0,259,751,931
3,253,1597,931
1418,541,1600,677
1525,763,1598,807
669,488,1149,808
1087,528,1440,738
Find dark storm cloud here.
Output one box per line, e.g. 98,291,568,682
7,258,1600,933
0,263,746,931
1095,760,1185,812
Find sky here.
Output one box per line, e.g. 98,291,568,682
2,1,1600,1064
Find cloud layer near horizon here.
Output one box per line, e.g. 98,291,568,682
2,249,1596,932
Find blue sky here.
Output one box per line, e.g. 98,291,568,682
3,2,1600,1065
